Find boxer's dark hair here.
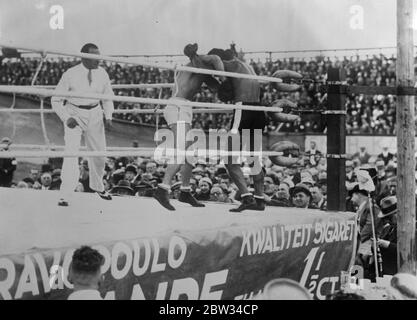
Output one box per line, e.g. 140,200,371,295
208,48,229,60
81,43,99,53
223,49,236,60
184,43,198,59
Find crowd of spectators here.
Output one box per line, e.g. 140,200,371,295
0,50,402,134
0,137,399,213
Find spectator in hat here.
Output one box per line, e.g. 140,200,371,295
209,185,232,203
134,180,155,197
353,146,371,165
50,168,62,190
376,176,397,204
196,159,208,172
40,172,53,190
270,182,292,207
29,168,41,184
346,160,356,183
300,176,315,188
41,163,53,174
79,160,94,193
310,185,326,210
124,164,138,184
109,179,134,196
67,246,104,300
48,152,63,171
0,137,17,187
291,183,314,209
376,196,398,275
195,177,212,201
378,145,394,166
142,161,161,184
22,177,35,188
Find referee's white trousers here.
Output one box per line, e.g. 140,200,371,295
60,105,106,195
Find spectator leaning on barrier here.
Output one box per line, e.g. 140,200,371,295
291,183,315,209
40,172,53,190
67,246,104,300
269,182,292,207
0,137,17,188
310,185,327,210
195,177,212,201
209,185,232,203
50,168,62,190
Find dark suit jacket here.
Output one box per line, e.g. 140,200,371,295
379,223,397,275
377,152,394,166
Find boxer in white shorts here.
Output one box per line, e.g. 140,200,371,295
154,43,226,211
163,97,193,126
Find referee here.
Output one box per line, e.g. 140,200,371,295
51,43,114,206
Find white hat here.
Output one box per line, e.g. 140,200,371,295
355,169,375,192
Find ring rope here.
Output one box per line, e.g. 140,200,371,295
0,43,283,84
0,149,288,159
0,86,284,113
33,84,175,89
0,108,233,114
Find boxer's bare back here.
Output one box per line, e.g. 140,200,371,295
173,55,225,100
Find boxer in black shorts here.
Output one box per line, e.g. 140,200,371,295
209,48,302,212
208,48,266,212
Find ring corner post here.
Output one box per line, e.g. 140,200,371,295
326,67,346,212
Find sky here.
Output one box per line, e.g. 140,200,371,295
0,0,413,57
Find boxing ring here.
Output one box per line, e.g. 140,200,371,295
0,43,358,300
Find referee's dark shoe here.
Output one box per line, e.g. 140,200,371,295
230,195,260,213
96,190,112,200
58,198,69,207
154,186,176,211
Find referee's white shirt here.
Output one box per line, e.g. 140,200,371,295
51,63,114,122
